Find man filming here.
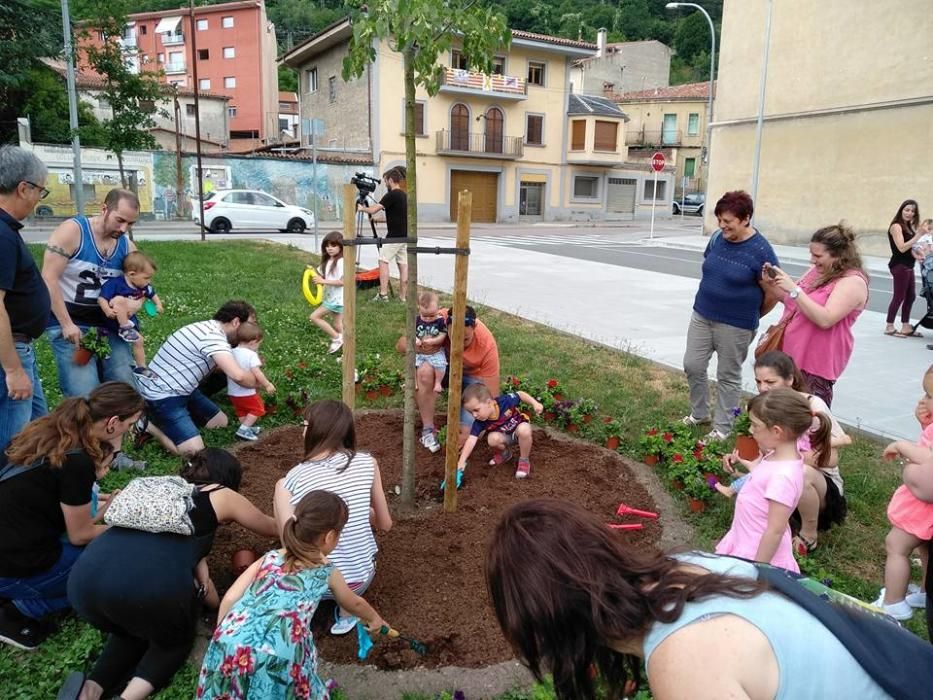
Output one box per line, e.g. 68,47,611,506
358,167,407,303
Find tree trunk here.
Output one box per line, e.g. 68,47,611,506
399,47,419,510
116,151,126,188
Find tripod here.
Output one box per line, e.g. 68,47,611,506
355,192,394,297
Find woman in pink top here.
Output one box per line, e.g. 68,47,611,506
764,223,869,407
716,388,832,572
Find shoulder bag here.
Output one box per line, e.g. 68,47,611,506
104,475,197,535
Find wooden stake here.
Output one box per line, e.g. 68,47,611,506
341,184,357,409
443,190,471,512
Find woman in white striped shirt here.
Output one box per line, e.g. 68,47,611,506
274,400,392,635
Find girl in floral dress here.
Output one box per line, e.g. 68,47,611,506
197,491,387,699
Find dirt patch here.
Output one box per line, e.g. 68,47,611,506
209,410,671,671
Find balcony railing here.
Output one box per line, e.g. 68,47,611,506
436,129,523,159
625,128,682,147
162,31,185,45
439,67,527,99
164,61,186,74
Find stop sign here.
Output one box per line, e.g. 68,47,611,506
650,151,666,172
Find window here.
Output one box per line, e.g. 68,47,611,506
278,118,289,131
223,47,235,59
525,114,544,146
687,113,700,136
199,78,210,90
450,103,469,150
491,56,505,75
279,102,290,111
594,120,618,151
252,193,277,207
573,176,599,199
307,67,318,92
684,157,696,178
222,16,234,28
198,49,209,60
224,76,236,88
156,53,164,63
451,49,468,70
404,101,425,136
328,76,336,103
571,119,586,150
196,18,207,31
140,25,147,35
228,106,237,118
484,107,503,153
644,179,667,201
527,61,545,86
186,104,196,117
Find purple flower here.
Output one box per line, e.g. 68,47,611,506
453,692,466,700
325,679,339,691
730,406,742,418
706,475,719,491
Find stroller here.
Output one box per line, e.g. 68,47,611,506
912,257,933,335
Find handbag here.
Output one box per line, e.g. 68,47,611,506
754,310,796,360
104,475,197,535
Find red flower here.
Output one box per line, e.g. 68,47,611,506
511,376,521,386
298,361,307,369
647,428,659,436
546,379,558,388
220,655,235,677
290,663,304,682
295,677,311,699
233,646,254,675
662,432,673,442
672,454,684,463
693,449,704,460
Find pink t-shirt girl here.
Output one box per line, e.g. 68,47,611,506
716,457,805,572
887,423,933,540
780,267,867,381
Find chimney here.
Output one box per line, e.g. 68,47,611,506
596,27,607,58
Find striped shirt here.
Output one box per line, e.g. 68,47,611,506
283,451,377,585
137,320,232,401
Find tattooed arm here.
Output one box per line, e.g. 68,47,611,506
41,220,82,344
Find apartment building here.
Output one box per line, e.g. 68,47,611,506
282,20,669,222
82,0,278,151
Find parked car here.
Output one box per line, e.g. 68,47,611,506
672,193,705,216
192,189,315,233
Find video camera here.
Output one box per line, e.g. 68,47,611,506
351,172,380,201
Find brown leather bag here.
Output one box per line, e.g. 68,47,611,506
754,311,796,360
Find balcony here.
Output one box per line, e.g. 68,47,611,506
436,129,523,159
625,128,682,147
164,61,186,74
438,67,527,100
162,31,185,45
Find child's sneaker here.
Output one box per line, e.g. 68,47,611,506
419,430,440,453
871,593,915,621
328,335,344,354
906,590,927,609
249,426,262,436
372,293,390,303
118,326,141,343
515,457,531,479
235,425,258,441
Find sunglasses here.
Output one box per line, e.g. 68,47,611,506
448,316,476,327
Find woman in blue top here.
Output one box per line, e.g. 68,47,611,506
487,499,930,700
683,191,779,440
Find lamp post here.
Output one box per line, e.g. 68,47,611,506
60,0,84,215
665,3,716,173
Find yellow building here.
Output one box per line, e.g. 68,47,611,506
282,20,672,222
706,0,933,247
612,82,711,198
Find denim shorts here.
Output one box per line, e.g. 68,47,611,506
145,390,221,446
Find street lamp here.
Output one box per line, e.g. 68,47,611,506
665,3,715,170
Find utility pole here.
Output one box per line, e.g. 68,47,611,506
61,0,84,215
189,0,206,241
173,89,184,219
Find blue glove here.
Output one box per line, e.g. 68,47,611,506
439,469,464,491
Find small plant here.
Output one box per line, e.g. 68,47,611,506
80,327,112,359
638,427,667,456
544,377,564,401
436,425,447,447
683,473,713,502
731,406,752,437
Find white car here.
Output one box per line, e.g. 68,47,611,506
193,189,315,233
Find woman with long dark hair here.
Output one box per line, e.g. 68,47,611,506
0,381,143,650
765,223,869,406
487,499,927,699
273,400,392,635
885,199,921,337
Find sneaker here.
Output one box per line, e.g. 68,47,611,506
111,452,146,472
118,327,141,343
871,593,915,621
906,590,927,609
328,335,344,354
235,426,258,441
330,609,358,635
682,415,710,427
0,606,53,651
704,429,729,442
419,430,441,453
515,457,531,479
249,426,262,436
372,293,390,303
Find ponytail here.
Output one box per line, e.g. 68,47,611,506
282,490,349,573
808,412,833,469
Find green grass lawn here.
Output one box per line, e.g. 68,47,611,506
0,240,921,699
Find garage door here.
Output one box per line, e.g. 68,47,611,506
450,170,498,223
607,177,637,214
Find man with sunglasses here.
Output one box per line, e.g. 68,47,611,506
0,146,51,457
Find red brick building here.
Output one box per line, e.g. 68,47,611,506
82,0,279,151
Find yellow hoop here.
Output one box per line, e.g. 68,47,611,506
302,268,323,306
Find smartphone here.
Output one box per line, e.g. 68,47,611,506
765,266,778,279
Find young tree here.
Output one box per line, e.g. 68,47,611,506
23,67,107,147
78,0,166,186
343,0,510,509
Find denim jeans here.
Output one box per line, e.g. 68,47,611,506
0,542,83,619
46,325,137,398
0,341,48,455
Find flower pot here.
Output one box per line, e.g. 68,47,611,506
543,411,556,422
688,498,706,513
231,549,257,576
735,435,760,461
603,416,614,424
566,423,579,433
365,390,379,400
582,414,593,424
605,436,620,450
643,454,659,466
552,392,564,401
73,347,94,366
672,479,685,491
379,385,392,397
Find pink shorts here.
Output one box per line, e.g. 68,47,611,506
887,485,933,540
